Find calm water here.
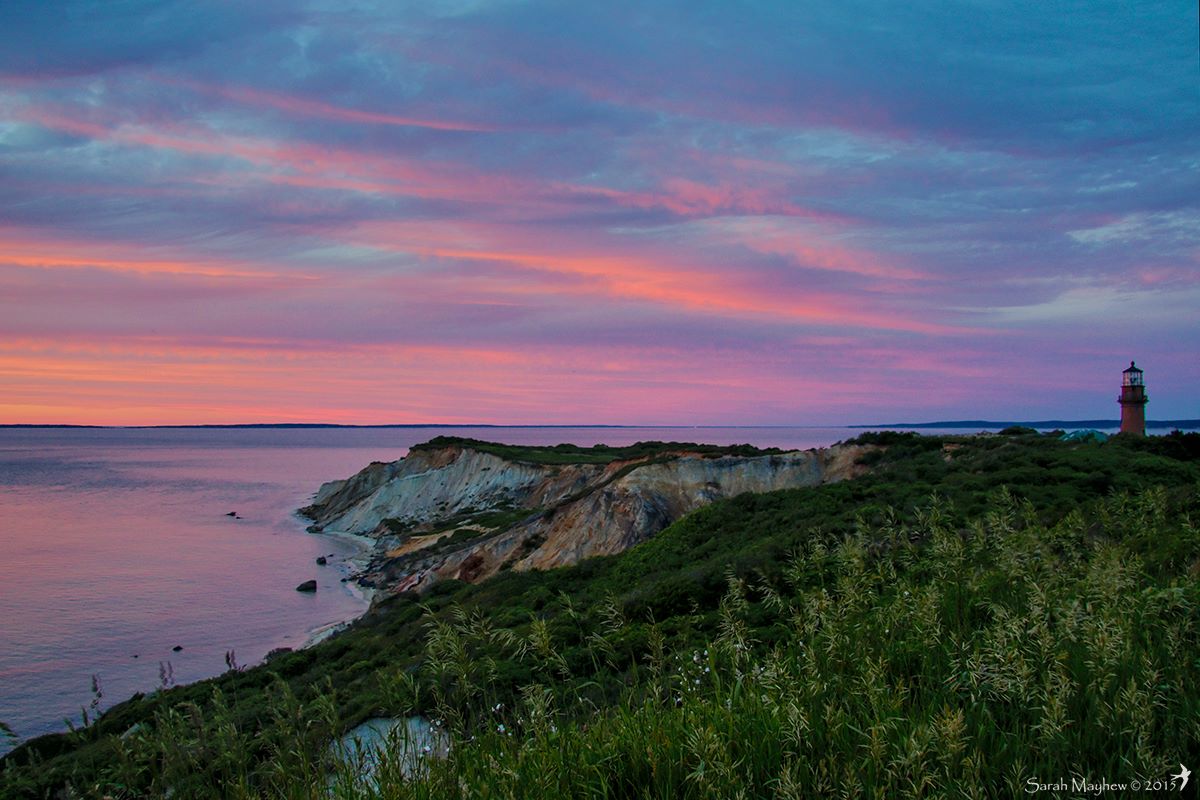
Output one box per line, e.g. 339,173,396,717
0,423,1133,751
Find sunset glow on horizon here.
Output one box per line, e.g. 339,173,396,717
1,2,1196,426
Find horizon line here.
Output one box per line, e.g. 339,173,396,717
1,419,1198,430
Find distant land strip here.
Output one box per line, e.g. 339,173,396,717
850,420,1200,429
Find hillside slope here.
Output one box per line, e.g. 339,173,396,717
5,431,1198,799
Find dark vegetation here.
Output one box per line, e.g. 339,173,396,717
382,503,541,543
410,436,785,465
3,431,1198,797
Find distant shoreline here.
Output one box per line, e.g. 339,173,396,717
847,420,1200,430
2,420,1198,430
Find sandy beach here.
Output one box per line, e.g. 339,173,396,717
299,524,378,649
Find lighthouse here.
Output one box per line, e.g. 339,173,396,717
1119,361,1148,436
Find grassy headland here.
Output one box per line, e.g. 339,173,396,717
409,435,786,465
2,431,1198,798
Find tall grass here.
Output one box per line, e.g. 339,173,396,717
8,485,1195,798
384,487,1197,799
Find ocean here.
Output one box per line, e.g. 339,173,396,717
0,423,1130,752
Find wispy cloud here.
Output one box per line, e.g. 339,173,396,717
159,77,502,133
0,0,1196,423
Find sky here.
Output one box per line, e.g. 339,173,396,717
0,1,1196,426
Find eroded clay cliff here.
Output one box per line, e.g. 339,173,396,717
301,440,873,597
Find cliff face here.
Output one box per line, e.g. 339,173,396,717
302,441,873,597
302,445,607,536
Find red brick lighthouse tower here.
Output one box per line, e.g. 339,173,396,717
1119,361,1148,436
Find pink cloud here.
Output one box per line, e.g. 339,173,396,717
160,77,500,132
0,227,305,281
348,219,961,335
13,103,858,223
0,332,985,426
